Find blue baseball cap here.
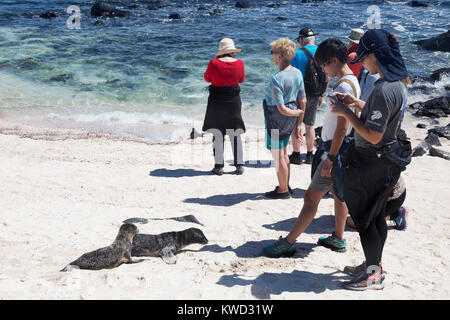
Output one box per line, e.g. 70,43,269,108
351,29,408,82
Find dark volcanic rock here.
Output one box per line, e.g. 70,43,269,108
91,1,132,18
407,1,431,7
424,132,442,146
431,68,450,81
276,16,288,21
266,3,281,8
412,142,428,157
414,30,450,52
236,1,252,8
410,96,450,118
429,147,450,160
50,73,73,82
40,11,57,19
428,124,450,140
168,13,182,19
416,123,427,129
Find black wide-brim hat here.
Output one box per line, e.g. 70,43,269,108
351,29,408,82
296,27,319,40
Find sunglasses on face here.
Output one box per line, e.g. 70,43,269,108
319,60,332,69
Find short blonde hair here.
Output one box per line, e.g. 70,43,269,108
270,38,296,64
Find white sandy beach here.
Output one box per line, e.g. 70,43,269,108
0,117,449,300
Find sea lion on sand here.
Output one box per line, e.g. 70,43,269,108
131,228,208,264
61,223,141,271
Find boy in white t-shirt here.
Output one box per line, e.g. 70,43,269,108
263,38,360,258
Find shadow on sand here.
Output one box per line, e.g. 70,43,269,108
196,240,317,259
216,269,349,298
149,168,212,178
262,215,358,234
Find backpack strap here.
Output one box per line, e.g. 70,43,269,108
333,78,360,117
301,47,315,61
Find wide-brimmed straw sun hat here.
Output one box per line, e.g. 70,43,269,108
216,38,242,57
347,28,364,44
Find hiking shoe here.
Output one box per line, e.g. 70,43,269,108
344,261,385,282
235,165,245,175
342,270,384,291
393,206,407,231
317,233,347,253
275,185,293,195
343,261,366,277
304,152,314,164
289,152,302,165
262,236,296,258
212,167,224,176
265,189,290,199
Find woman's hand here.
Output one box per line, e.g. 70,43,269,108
321,158,333,178
329,102,352,118
296,109,304,117
331,93,364,112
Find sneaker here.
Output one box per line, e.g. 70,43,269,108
344,261,385,282
342,270,384,291
289,152,302,165
262,236,296,258
212,167,224,176
304,152,314,165
393,206,407,231
235,165,245,175
275,185,293,195
343,261,366,277
317,232,347,253
264,188,290,199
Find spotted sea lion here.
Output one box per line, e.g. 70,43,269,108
131,227,208,264
61,223,141,272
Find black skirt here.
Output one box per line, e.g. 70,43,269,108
202,85,246,135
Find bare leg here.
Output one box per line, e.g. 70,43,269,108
271,149,289,193
305,124,315,153
285,188,326,244
331,191,348,239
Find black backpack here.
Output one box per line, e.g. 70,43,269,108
301,47,328,96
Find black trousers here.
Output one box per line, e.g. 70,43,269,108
344,148,401,270
212,134,243,168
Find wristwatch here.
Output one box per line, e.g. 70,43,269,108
327,153,337,164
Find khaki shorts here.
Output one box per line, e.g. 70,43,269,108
303,95,321,126
309,157,334,193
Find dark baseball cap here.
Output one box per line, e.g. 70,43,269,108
296,27,319,40
351,29,408,82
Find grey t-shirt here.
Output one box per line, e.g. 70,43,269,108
355,79,407,149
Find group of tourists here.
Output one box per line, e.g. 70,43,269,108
201,27,411,291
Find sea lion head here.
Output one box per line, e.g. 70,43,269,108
119,223,139,240
186,228,208,245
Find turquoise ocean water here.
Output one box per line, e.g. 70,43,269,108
0,0,449,141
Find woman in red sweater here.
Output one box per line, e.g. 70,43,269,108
202,38,246,175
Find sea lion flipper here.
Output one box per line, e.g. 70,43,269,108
160,247,177,264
